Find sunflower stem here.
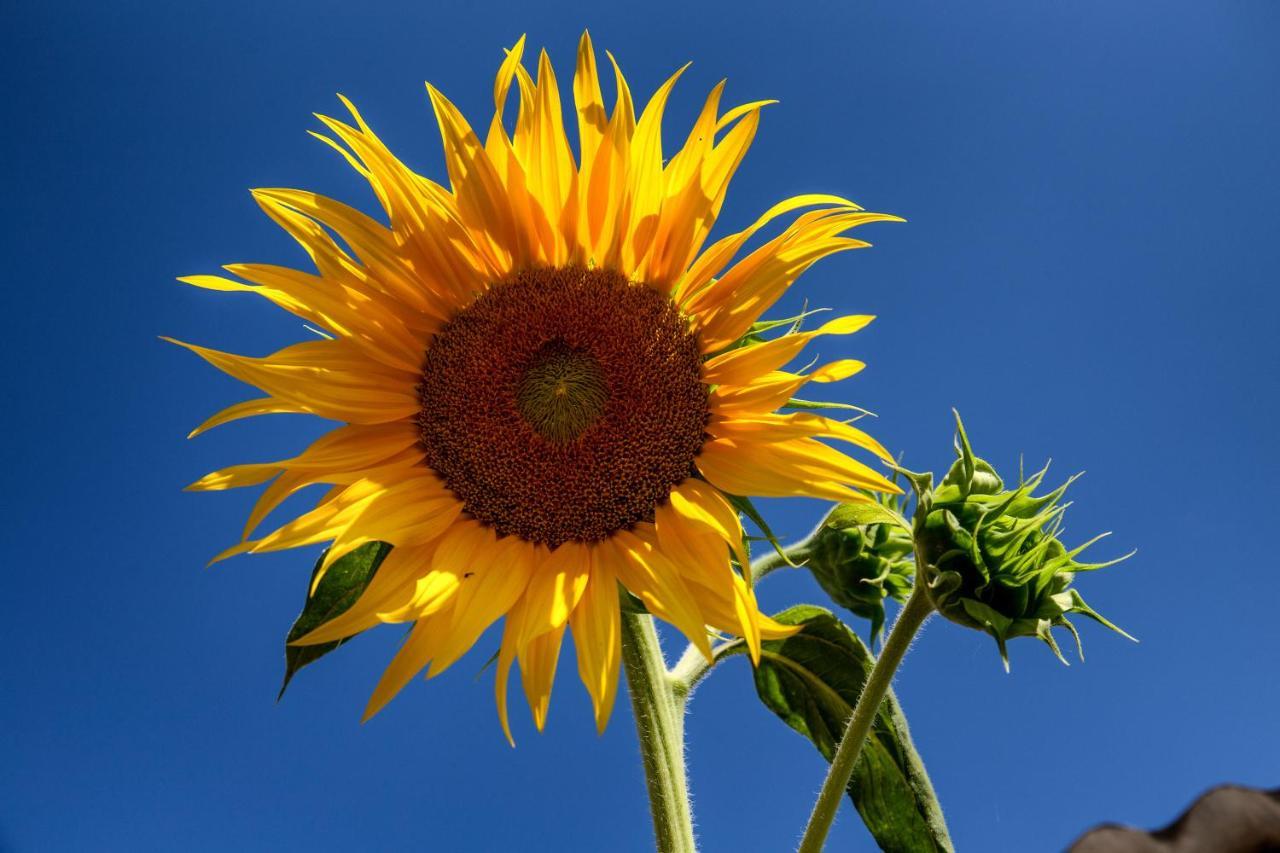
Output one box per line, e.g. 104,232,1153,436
797,580,934,853
621,610,697,853
749,529,818,584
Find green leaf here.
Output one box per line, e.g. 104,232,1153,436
752,605,953,853
278,541,392,700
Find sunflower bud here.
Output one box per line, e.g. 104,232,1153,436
806,494,915,642
908,412,1132,668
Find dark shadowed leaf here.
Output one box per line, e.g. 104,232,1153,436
277,541,392,700
752,605,952,853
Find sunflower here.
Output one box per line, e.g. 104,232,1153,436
171,33,901,740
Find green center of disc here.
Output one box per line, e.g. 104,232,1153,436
515,340,609,443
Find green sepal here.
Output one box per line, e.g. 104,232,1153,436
751,605,953,852
748,306,829,336
712,306,829,355
783,398,875,418
619,585,651,615
278,541,391,700
825,499,912,534
727,493,799,570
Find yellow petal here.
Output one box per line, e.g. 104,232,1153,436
667,479,749,572
517,541,591,646
675,195,861,303
318,479,460,576
698,435,899,501
710,359,865,415
428,535,534,677
583,52,636,261
526,49,577,259
697,438,863,503
292,543,437,646
654,498,760,662
573,31,607,174
186,396,306,438
362,612,450,721
710,412,892,463
607,528,712,661
701,314,874,387
518,623,567,732
163,337,420,425
426,83,523,271
569,557,622,733
617,63,689,271
690,210,902,349
240,447,423,541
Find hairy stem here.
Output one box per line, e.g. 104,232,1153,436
749,529,818,584
621,610,697,853
797,581,934,852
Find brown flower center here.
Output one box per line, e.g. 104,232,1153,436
417,266,709,547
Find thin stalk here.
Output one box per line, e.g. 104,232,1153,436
621,610,697,853
749,529,819,585
796,582,934,853
670,640,745,709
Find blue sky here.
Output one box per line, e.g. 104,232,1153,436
3,1,1277,851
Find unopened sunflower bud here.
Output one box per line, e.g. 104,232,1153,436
807,494,915,642
907,412,1133,668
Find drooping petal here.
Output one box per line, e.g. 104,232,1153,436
667,478,749,571
517,541,591,646
362,610,452,721
292,543,439,646
569,555,622,733
654,497,761,662
428,534,535,677
606,527,713,661
518,623,567,732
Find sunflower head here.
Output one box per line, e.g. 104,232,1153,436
908,413,1133,668
806,495,915,642
172,32,903,738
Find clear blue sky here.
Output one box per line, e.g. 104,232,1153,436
3,1,1277,851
